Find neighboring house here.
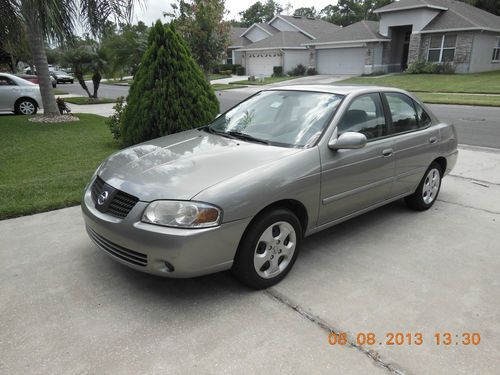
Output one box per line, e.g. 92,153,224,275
304,0,500,74
227,0,500,76
226,15,340,76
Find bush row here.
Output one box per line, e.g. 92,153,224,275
406,60,455,74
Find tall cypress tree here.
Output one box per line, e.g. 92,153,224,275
121,21,219,146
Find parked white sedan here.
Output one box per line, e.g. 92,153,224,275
0,73,43,115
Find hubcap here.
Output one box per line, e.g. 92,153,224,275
19,101,35,115
254,221,296,279
422,168,440,204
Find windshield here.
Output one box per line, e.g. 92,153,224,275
208,90,343,147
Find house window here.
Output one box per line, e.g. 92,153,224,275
428,34,456,62
492,37,500,62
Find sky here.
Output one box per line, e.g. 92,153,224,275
133,0,335,25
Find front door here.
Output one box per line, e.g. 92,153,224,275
319,93,395,225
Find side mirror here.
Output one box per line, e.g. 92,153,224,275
328,132,367,150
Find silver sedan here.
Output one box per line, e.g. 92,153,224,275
82,85,458,289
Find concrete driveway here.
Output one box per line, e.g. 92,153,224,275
1,146,499,374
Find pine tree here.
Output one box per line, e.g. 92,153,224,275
121,21,219,146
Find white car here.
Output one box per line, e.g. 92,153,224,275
0,73,43,115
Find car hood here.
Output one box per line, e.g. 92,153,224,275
98,129,301,201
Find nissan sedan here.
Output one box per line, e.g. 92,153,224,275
82,86,458,289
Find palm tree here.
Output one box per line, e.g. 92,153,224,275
1,0,139,116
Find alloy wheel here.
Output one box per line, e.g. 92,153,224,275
422,168,440,204
19,101,35,115
254,221,296,279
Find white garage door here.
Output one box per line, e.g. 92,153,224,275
246,52,280,76
317,48,366,75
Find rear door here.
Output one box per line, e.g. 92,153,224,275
382,92,440,197
318,93,395,224
0,75,18,110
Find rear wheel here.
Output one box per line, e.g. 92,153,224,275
405,162,442,210
232,208,302,289
15,98,37,115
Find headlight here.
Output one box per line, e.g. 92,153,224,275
142,201,222,228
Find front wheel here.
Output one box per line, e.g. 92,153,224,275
232,208,302,289
15,98,37,115
405,162,442,210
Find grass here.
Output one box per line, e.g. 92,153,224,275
230,76,298,85
339,70,500,94
105,78,133,85
54,89,69,95
415,92,500,107
64,97,117,105
0,114,119,220
209,73,232,81
212,84,247,91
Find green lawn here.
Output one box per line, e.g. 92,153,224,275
230,76,298,85
0,114,119,219
209,73,232,81
54,89,69,95
64,97,117,105
414,92,500,107
340,70,500,94
105,78,133,85
212,84,247,91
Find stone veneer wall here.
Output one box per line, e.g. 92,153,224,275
407,31,475,72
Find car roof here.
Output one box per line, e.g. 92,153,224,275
263,84,409,96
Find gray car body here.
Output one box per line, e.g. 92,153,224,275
82,85,458,277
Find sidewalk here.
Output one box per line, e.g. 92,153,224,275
1,146,499,374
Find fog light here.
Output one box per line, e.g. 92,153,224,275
164,261,175,273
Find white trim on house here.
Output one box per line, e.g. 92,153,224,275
303,39,390,47
237,47,307,51
416,27,500,34
492,36,500,62
240,24,273,38
316,43,367,49
268,15,317,39
374,5,448,14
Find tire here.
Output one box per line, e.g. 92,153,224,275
232,208,302,289
70,80,74,84
405,162,443,211
15,98,37,115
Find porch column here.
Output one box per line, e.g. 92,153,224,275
308,46,316,70
408,33,422,65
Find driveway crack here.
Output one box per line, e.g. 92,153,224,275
264,289,407,375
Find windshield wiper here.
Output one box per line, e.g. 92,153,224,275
201,126,236,139
226,131,269,145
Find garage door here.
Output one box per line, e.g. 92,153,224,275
246,52,280,76
317,48,366,75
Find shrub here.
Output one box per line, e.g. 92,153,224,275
56,97,71,115
406,60,455,74
216,64,242,74
290,64,306,76
120,21,219,146
306,67,317,76
220,69,233,76
273,66,283,77
236,65,245,75
106,96,126,141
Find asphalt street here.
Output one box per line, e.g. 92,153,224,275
60,81,500,149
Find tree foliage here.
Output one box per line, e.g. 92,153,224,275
120,21,219,146
293,7,318,18
463,0,500,16
239,0,283,26
167,0,230,76
320,0,393,26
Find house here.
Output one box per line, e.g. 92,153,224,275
228,0,500,76
226,15,341,76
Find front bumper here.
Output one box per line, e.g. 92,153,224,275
81,181,252,278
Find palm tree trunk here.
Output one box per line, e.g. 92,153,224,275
92,71,101,99
26,21,59,116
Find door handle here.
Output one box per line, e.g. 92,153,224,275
429,136,438,144
382,148,393,157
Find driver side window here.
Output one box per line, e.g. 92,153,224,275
337,93,388,140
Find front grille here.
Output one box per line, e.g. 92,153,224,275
87,226,148,267
91,176,139,219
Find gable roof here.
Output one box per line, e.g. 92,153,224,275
229,27,251,47
270,15,341,39
237,31,311,51
374,0,500,32
304,20,390,46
